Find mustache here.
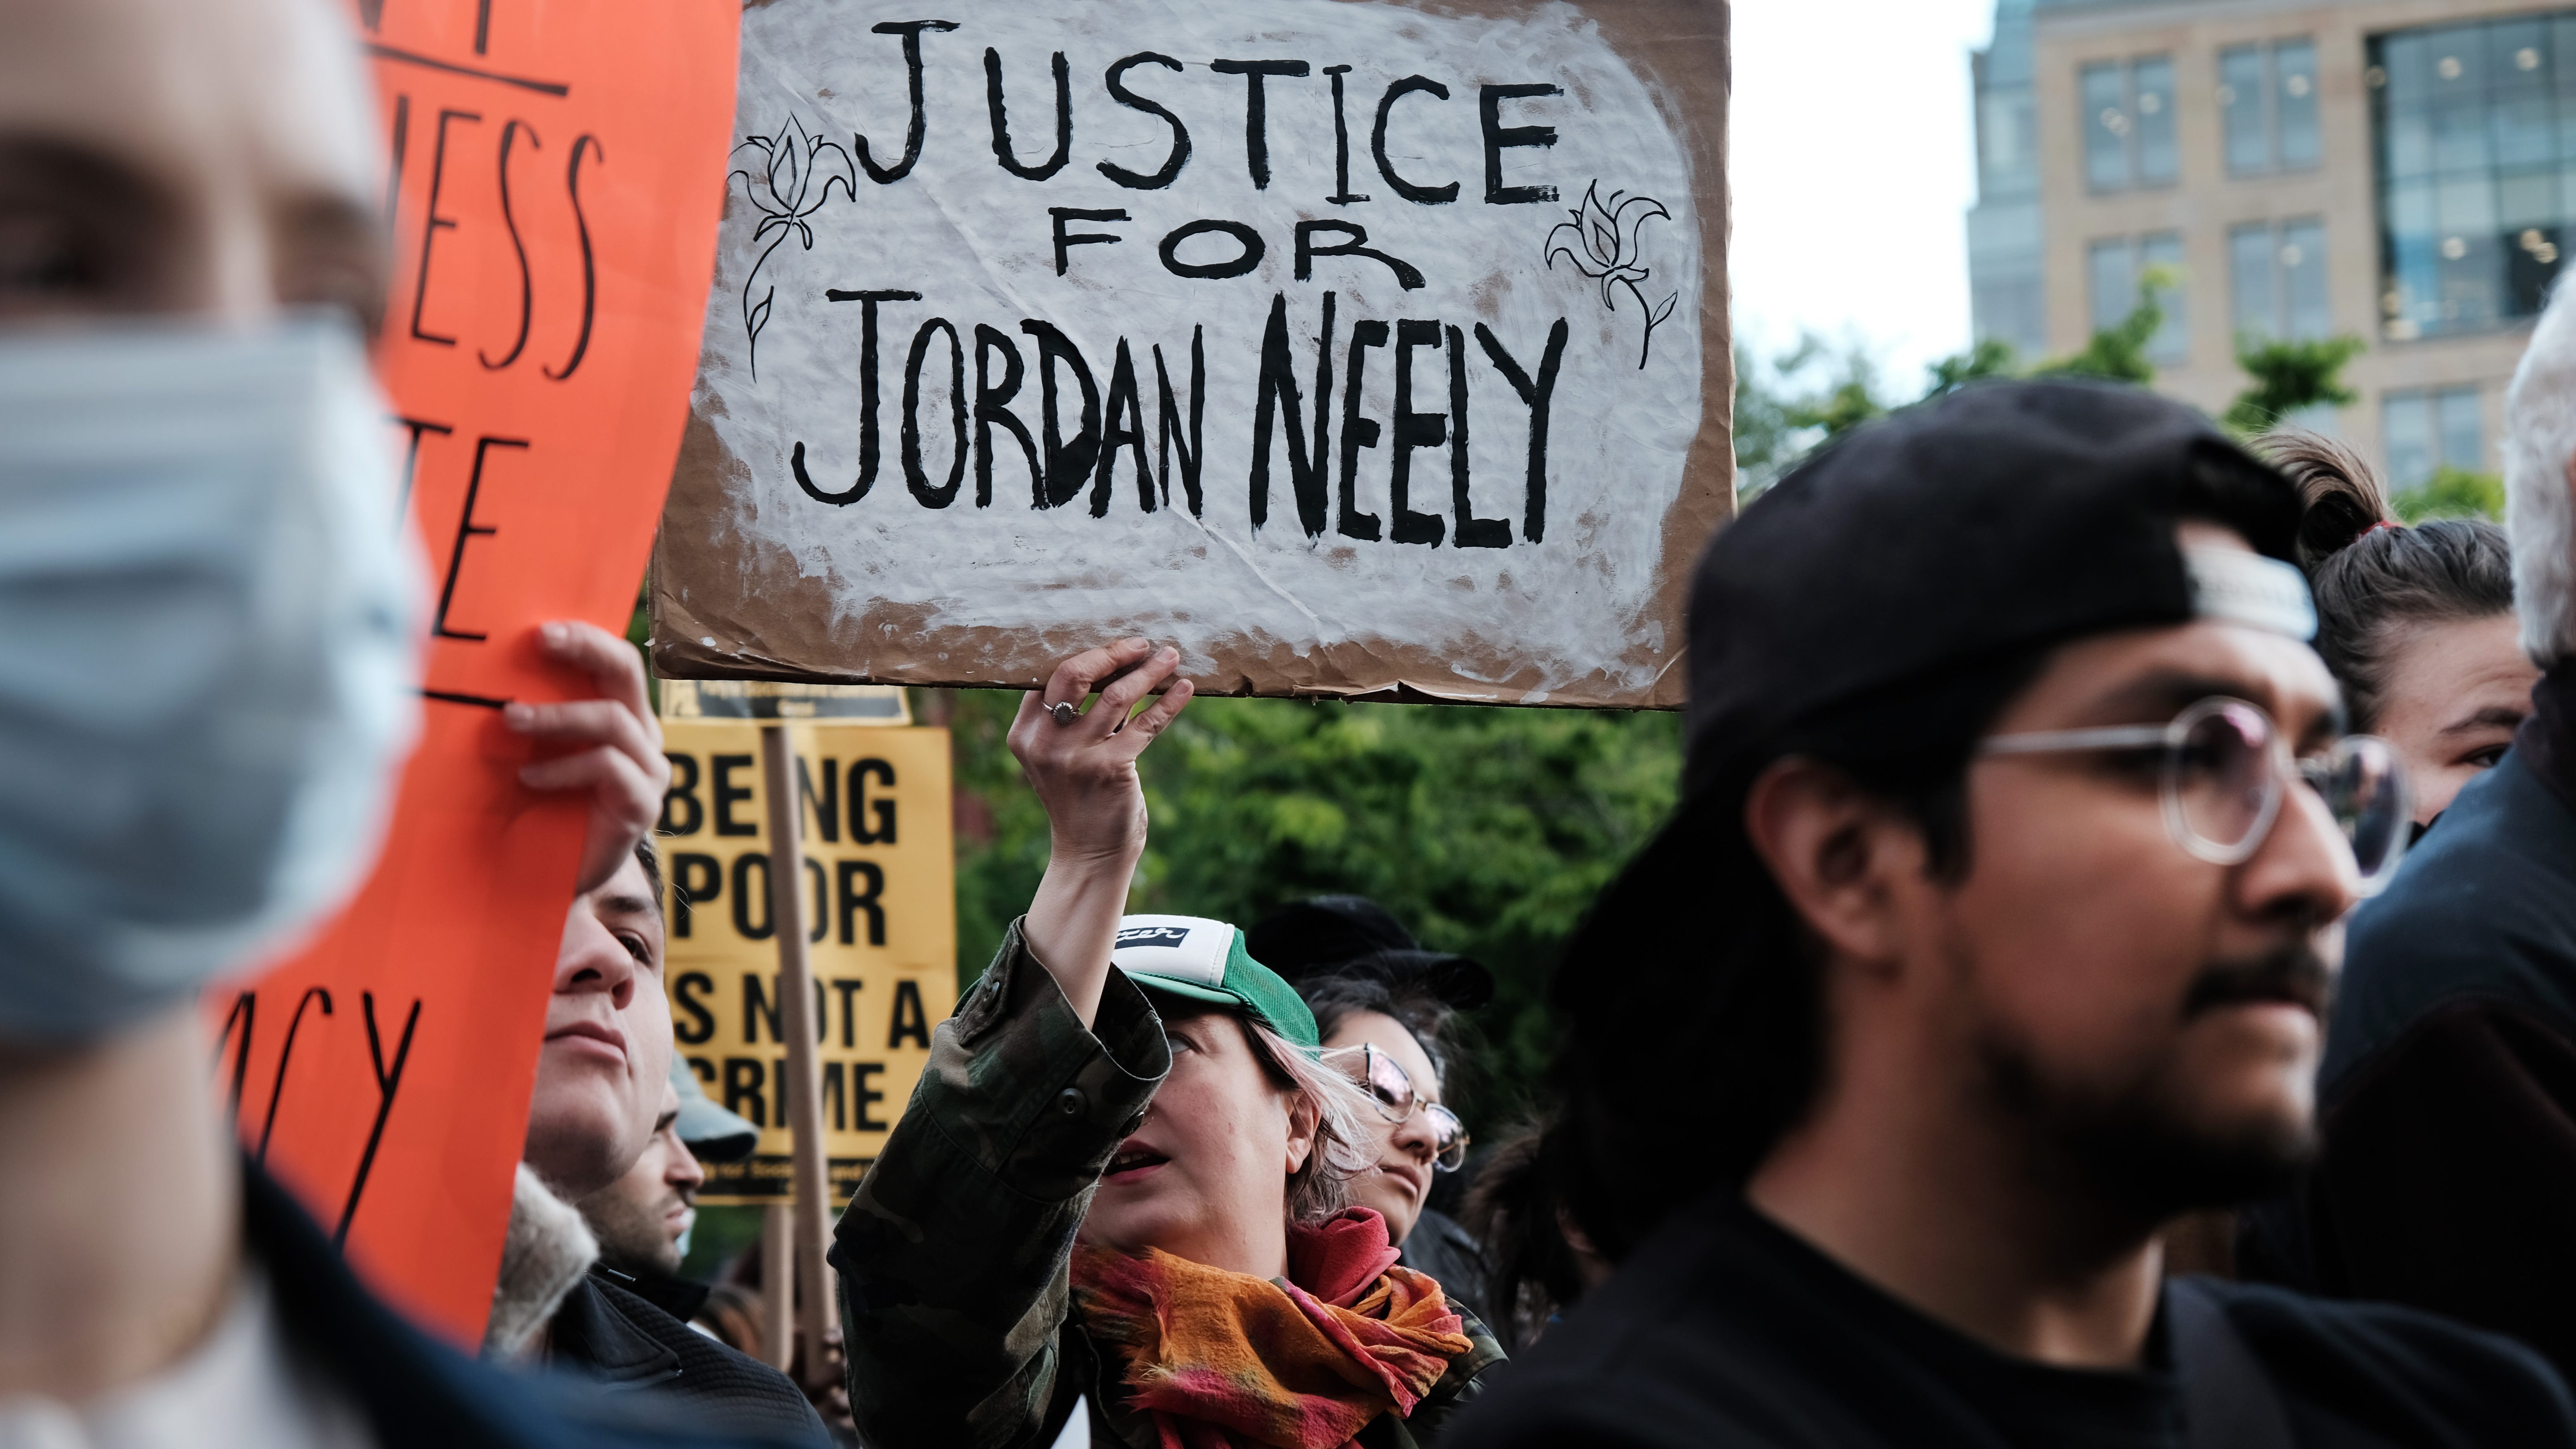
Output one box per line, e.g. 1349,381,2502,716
2180,945,2334,1020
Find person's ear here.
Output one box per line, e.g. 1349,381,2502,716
1282,1089,1320,1177
1742,755,1929,978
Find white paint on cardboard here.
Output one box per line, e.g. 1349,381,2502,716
694,0,1702,700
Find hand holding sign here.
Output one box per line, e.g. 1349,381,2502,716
1014,642,1194,1027
507,621,671,894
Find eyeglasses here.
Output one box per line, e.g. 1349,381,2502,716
1979,696,2411,894
1326,1043,1471,1172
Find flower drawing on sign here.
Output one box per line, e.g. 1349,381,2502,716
730,115,856,380
1545,181,1682,369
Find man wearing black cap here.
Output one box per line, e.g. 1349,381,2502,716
1445,380,2575,1447
1251,896,1496,1322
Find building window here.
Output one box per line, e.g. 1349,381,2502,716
2084,55,2178,192
2382,385,2486,487
2091,232,2189,361
2230,218,2331,340
2222,39,2322,176
1970,199,2046,357
2372,13,2576,340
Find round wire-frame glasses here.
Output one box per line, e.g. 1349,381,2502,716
1325,1042,1471,1171
1979,695,2411,894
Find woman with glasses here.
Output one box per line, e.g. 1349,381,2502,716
1312,983,1474,1255
832,642,1504,1449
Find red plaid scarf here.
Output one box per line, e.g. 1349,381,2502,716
1072,1208,1473,1449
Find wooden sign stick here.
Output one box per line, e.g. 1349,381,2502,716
760,723,836,1388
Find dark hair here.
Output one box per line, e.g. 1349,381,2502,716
1459,1116,1587,1352
1298,973,1459,1086
2261,429,2515,731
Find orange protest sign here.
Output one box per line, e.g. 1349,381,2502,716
203,0,739,1345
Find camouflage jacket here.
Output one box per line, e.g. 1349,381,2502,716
832,920,1505,1449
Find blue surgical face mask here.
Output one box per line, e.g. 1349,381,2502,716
0,317,422,1041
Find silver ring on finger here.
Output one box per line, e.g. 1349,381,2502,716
1049,701,1080,727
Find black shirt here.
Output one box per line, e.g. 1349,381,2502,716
1398,1207,1495,1331
1443,1192,2575,1449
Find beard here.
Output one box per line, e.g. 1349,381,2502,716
1970,944,2331,1223
576,1181,687,1277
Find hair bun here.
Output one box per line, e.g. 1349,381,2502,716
2258,429,2395,570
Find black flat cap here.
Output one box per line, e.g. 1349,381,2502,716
1247,895,1495,1011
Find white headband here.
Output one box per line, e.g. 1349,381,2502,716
2184,546,2317,641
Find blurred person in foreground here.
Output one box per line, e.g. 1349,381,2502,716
2238,287,2576,1385
2262,429,2530,832
485,837,829,1446
1445,381,2576,1448
0,0,766,1443
1251,896,1495,1326
834,642,1503,1449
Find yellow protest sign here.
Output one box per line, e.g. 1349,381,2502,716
656,690,953,1205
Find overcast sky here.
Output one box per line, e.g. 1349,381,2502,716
1727,0,1998,394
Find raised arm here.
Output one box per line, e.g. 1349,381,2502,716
1011,639,1193,1025
834,641,1190,1449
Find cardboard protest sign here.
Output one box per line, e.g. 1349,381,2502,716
654,0,1731,708
207,0,737,1342
654,691,957,1205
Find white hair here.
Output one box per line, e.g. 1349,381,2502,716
2505,279,2576,665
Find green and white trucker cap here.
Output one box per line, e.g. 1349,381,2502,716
1111,914,1321,1052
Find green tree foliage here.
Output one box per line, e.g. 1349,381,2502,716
1735,276,2173,499
2028,274,2166,385
943,687,1683,1124
2222,335,2365,437
1733,335,1886,500
2392,464,2506,523
1921,337,2020,400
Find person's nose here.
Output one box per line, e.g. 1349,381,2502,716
1388,1104,1439,1164
2237,770,2361,929
552,901,638,1007
201,194,283,327
669,1135,706,1193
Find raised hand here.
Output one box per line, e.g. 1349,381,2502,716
506,620,672,896
1009,639,1194,1027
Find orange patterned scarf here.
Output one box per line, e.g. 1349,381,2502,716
1071,1208,1473,1449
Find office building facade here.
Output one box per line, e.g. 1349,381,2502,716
1968,0,2575,486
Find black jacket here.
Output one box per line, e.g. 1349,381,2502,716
2242,678,2576,1386
1444,1190,2576,1448
551,1270,830,1445
1398,1208,1495,1331
245,1162,802,1448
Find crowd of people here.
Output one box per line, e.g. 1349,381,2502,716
24,0,2576,1446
